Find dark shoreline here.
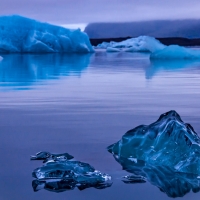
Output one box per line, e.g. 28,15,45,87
90,37,200,47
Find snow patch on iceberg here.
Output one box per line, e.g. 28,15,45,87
0,15,94,53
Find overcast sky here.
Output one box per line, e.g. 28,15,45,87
1,0,200,26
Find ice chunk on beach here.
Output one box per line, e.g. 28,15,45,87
31,151,112,192
150,45,200,60
0,15,94,53
108,110,200,174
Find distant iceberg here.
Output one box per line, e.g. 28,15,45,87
96,36,165,52
0,15,94,53
96,36,200,59
150,45,200,60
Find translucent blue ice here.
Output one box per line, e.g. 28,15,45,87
108,111,200,174
31,151,112,192
150,45,200,60
96,36,165,52
108,111,200,197
0,15,94,53
96,36,200,59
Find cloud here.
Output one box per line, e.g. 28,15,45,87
0,0,200,24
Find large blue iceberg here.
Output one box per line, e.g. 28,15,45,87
0,15,94,53
108,111,200,197
31,151,112,192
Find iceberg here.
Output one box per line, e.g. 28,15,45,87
108,111,200,174
31,151,112,192
108,111,200,197
0,15,94,53
96,36,200,60
95,36,165,52
150,45,200,60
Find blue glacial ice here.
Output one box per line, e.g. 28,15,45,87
96,36,165,52
31,151,112,192
150,45,200,60
108,111,200,197
108,111,200,174
96,36,200,59
0,15,94,53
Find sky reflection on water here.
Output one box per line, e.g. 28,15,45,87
1,52,200,200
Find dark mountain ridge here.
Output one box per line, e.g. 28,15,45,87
85,20,200,39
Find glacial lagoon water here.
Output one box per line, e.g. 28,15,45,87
1,51,200,199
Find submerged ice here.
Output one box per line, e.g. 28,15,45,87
108,111,200,197
0,15,94,53
31,151,112,192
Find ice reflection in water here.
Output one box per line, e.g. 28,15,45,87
146,59,200,79
0,53,92,89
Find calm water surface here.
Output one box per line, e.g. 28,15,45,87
0,52,200,199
